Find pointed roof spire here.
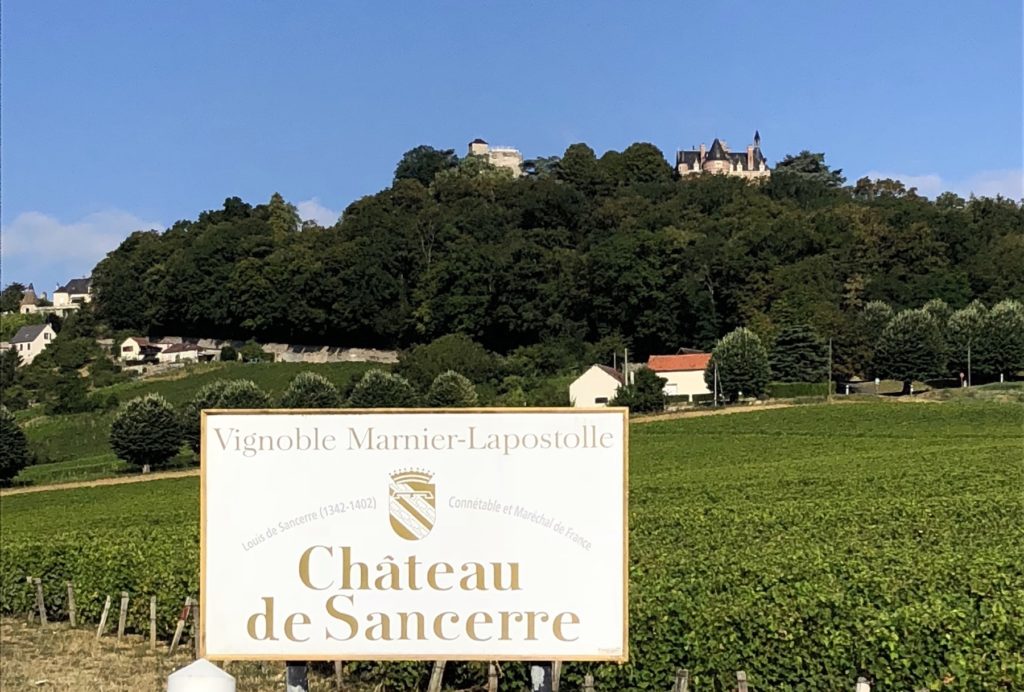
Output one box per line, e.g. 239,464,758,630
754,130,761,146
707,139,729,161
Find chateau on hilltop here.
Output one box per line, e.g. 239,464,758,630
676,131,770,179
468,139,524,177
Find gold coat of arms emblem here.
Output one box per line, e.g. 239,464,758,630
388,470,436,540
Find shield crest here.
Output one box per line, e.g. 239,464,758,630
388,470,436,540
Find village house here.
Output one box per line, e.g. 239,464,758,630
569,364,624,407
157,342,215,364
119,336,167,361
647,353,713,402
10,323,56,366
53,277,93,308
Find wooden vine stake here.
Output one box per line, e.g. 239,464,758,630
487,662,499,692
96,595,112,639
116,591,129,641
736,670,749,692
426,661,446,692
673,669,689,692
333,660,344,691
66,582,77,627
25,577,34,623
168,596,192,655
192,599,200,659
552,660,562,692
149,596,157,651
583,672,595,692
33,578,47,625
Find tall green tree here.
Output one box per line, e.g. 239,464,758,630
873,309,945,393
974,299,1024,379
706,328,772,401
769,324,828,382
773,151,846,187
0,283,26,313
267,192,300,239
394,145,459,186
0,406,30,483
110,394,183,469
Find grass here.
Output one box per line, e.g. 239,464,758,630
3,400,1022,688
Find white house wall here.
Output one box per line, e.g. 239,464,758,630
569,366,621,407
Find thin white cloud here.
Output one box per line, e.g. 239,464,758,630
296,198,341,227
862,169,1024,200
1,209,163,291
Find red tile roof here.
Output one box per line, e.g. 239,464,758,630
647,353,712,372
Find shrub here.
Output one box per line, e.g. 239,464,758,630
705,327,771,401
239,339,272,363
0,406,30,482
87,390,120,411
874,309,945,393
220,344,238,362
109,394,183,469
180,380,235,453
974,299,1024,379
280,371,343,408
219,379,271,409
610,367,667,413
767,381,831,398
397,335,498,391
347,369,419,408
425,370,479,407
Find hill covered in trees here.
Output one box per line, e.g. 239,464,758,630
92,144,1023,378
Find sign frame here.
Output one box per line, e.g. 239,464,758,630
199,407,629,662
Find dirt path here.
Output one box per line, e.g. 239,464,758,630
0,468,199,497
631,401,799,424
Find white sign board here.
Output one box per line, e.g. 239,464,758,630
201,409,628,661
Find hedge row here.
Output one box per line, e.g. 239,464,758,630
766,381,831,398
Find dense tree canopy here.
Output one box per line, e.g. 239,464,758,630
89,146,1023,379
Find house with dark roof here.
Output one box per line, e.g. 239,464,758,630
647,353,713,402
10,323,56,366
119,336,168,361
157,342,215,364
18,284,39,314
677,131,770,179
570,364,625,407
53,277,93,308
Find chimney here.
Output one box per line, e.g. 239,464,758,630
747,145,754,171
699,143,706,164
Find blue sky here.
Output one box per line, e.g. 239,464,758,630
2,1,1022,294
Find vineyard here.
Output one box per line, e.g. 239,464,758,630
2,401,1022,690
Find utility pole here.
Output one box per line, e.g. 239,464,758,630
624,348,629,385
967,341,972,387
713,362,719,407
827,338,833,402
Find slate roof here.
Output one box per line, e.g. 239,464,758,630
161,342,205,354
676,135,768,171
647,353,712,372
595,364,624,384
706,139,730,161
470,138,488,145
57,277,92,294
11,324,51,343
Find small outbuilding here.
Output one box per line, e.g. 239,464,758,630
569,364,624,407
